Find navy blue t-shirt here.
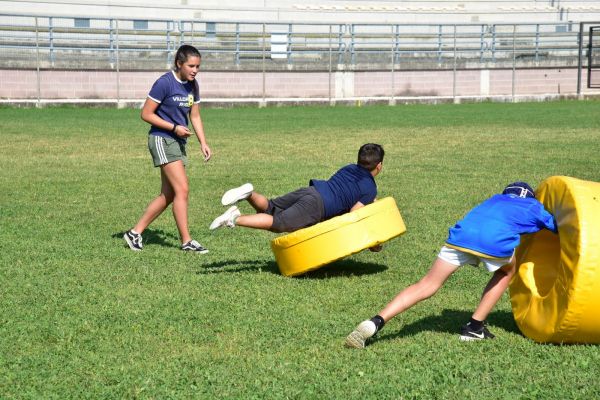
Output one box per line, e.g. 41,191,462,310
310,164,377,219
147,71,200,144
446,194,557,258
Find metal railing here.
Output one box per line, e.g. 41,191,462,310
0,13,587,71
0,13,597,105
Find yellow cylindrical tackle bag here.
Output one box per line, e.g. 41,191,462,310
510,176,600,343
271,197,406,277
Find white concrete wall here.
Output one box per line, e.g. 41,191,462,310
0,66,594,103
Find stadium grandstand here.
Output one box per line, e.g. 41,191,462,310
0,0,599,104
1,0,600,24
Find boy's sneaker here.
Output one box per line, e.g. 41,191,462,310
345,320,377,349
459,323,496,341
181,239,209,254
209,206,241,230
123,230,143,251
221,183,253,206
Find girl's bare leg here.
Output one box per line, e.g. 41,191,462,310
133,168,175,233
158,160,192,244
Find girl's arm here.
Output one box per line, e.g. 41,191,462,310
189,103,211,161
140,98,191,138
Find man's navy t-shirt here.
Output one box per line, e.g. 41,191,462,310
147,71,200,144
310,164,377,219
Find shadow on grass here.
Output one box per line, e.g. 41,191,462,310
377,308,518,342
198,258,387,278
112,228,179,249
300,259,388,279
198,260,281,275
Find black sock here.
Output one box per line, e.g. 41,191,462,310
370,315,385,332
468,318,484,330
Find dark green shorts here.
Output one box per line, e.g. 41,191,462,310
148,135,187,167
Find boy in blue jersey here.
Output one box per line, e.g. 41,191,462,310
209,144,384,235
345,182,558,348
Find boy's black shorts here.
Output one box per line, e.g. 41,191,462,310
266,186,325,233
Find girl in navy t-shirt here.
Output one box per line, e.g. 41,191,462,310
123,45,211,253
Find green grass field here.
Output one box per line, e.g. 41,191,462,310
1,101,600,399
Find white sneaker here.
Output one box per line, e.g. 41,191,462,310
221,183,254,206
345,320,377,349
209,206,241,230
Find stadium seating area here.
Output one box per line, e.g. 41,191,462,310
2,0,600,24
1,0,597,103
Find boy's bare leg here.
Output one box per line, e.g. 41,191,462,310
210,191,272,231
234,213,273,230
246,192,269,212
346,258,458,348
458,259,516,341
379,257,459,321
471,258,516,321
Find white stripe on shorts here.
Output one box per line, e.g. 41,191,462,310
155,136,168,164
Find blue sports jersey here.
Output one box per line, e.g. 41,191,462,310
446,194,558,258
147,71,200,143
310,164,377,219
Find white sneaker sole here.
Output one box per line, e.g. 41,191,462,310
459,334,488,341
345,331,367,349
221,183,253,206
209,206,240,230
345,321,376,349
182,248,209,254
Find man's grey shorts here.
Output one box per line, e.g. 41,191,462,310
266,186,325,233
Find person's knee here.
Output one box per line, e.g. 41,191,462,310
270,218,289,233
415,278,442,300
174,183,189,199
424,283,442,299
